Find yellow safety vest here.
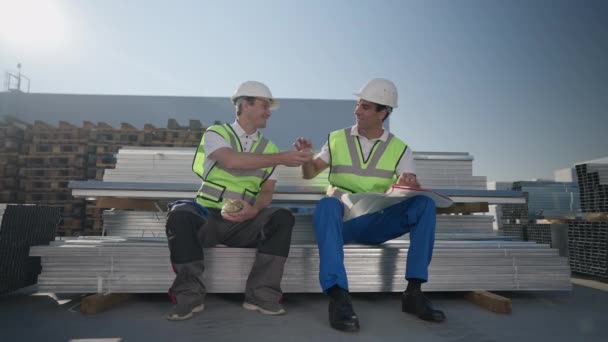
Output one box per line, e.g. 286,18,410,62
192,124,278,209
328,127,407,198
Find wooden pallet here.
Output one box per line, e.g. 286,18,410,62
0,165,18,178
44,201,86,216
28,129,89,143
28,143,90,155
56,225,84,237
20,192,74,203
19,179,71,192
146,141,199,147
93,144,121,154
0,177,19,189
19,154,87,168
90,131,147,145
0,125,25,139
18,167,87,178
147,129,204,142
0,153,19,164
0,190,18,202
0,138,23,153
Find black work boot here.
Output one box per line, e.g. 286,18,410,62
327,286,360,332
401,288,446,323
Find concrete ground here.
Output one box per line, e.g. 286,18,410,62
1,282,607,342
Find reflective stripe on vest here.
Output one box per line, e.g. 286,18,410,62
328,127,406,197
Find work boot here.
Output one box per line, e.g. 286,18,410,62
401,289,446,323
167,297,205,321
328,286,360,332
242,300,286,315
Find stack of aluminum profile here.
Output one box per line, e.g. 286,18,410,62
0,205,60,294
512,181,580,219
101,210,501,242
499,181,581,245
575,163,608,212
524,222,553,245
101,147,486,190
31,238,570,293
498,193,529,240
567,220,607,278
569,160,608,277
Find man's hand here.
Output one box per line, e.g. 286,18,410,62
280,150,313,167
293,137,313,152
222,199,258,222
396,173,421,188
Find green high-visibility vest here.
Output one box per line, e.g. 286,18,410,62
192,124,278,209
328,127,407,198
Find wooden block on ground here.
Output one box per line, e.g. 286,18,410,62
464,291,511,314
586,213,608,221
81,293,131,314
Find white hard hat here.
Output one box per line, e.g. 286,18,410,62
354,78,398,108
231,81,279,110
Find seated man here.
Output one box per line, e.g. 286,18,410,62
165,80,312,320
294,78,445,332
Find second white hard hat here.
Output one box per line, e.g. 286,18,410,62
354,78,398,108
231,81,279,110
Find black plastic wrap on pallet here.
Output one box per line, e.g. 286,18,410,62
0,205,61,295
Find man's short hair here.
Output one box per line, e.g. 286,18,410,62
235,96,257,116
375,104,393,122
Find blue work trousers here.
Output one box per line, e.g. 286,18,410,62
313,195,436,292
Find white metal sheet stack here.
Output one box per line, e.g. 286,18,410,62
100,210,500,242
31,238,570,293
414,152,487,190
34,147,572,293
102,147,486,190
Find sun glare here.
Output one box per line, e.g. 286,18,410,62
0,0,68,47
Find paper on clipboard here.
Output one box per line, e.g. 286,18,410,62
341,185,453,221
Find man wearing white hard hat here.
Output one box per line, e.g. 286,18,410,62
165,81,312,321
294,78,445,331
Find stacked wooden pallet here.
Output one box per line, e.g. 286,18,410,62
144,118,205,147
84,119,205,234
0,119,26,203
18,121,90,236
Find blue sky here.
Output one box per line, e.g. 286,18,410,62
0,0,606,181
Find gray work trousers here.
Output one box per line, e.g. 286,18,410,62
166,204,294,308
